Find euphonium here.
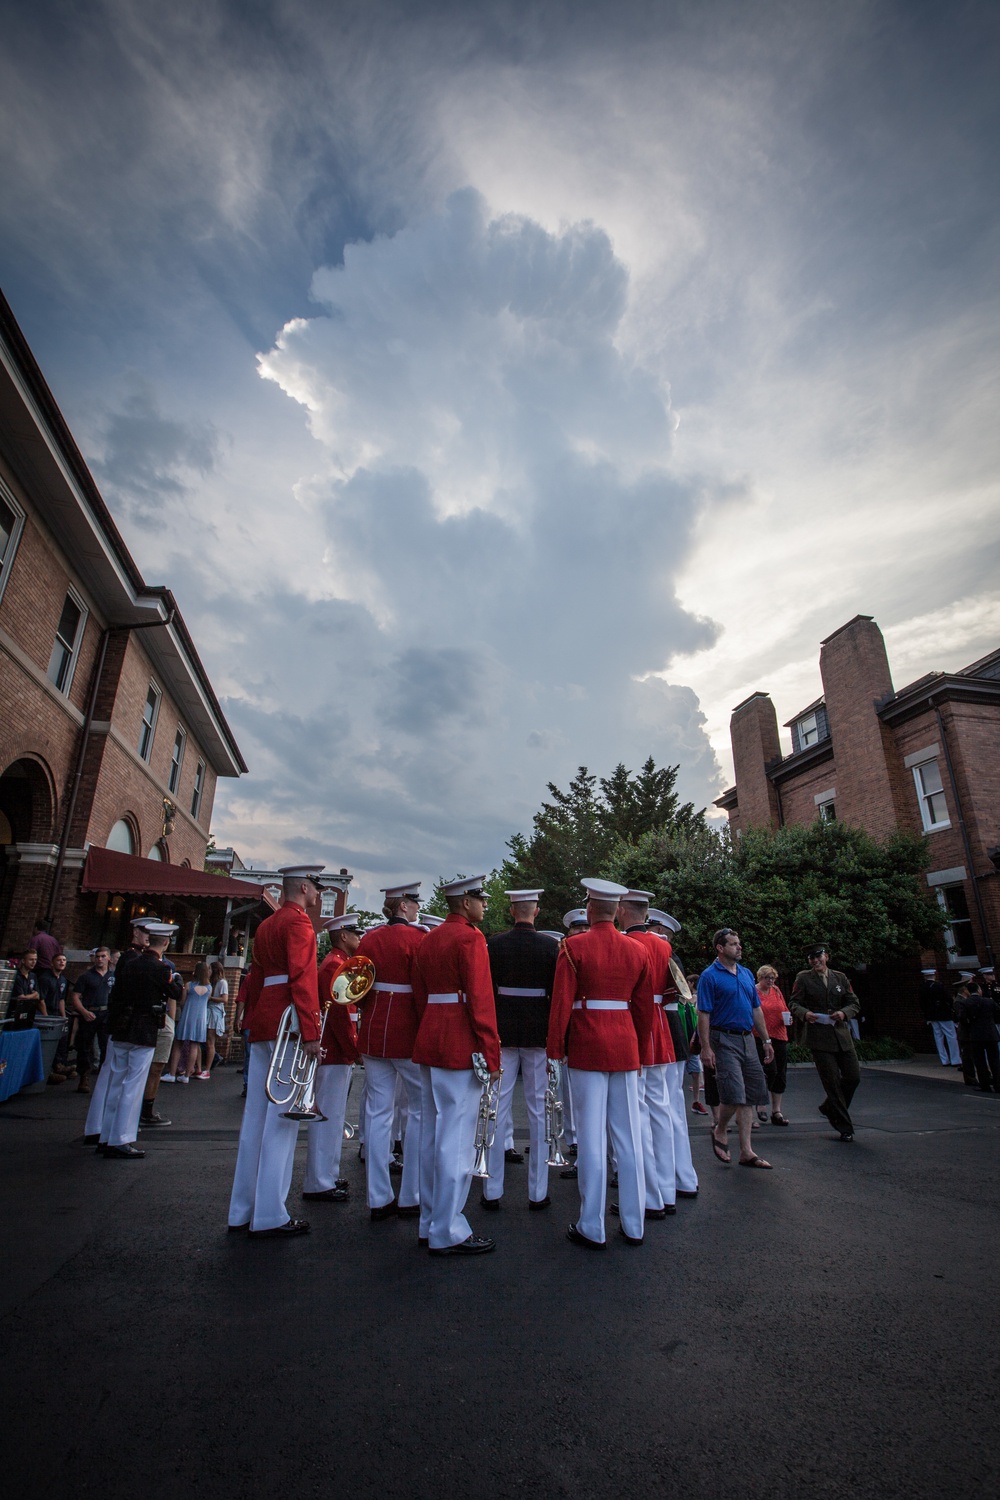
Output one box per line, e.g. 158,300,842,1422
544,1057,568,1167
265,1000,329,1121
471,1050,502,1179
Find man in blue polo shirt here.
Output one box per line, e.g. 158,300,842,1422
697,928,774,1170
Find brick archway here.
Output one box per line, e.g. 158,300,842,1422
0,754,58,950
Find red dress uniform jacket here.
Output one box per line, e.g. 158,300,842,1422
546,921,654,1072
317,949,359,1066
243,902,322,1044
624,928,676,1066
355,919,425,1058
411,914,501,1072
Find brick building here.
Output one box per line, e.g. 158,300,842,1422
0,289,249,956
716,615,1000,978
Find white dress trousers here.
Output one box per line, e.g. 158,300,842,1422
363,1055,422,1209
391,1071,409,1142
228,1040,302,1231
418,1065,481,1249
99,1041,155,1147
665,1060,699,1193
304,1063,354,1192
930,1019,961,1066
484,1047,549,1203
568,1067,644,1243
640,1063,677,1208
84,1049,114,1136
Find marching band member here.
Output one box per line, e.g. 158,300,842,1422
228,865,324,1238
483,889,559,1212
411,876,501,1256
98,923,181,1158
355,883,427,1221
563,908,589,937
303,914,361,1204
546,879,653,1249
619,890,676,1218
648,910,699,1199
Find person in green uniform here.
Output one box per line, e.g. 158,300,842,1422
790,943,861,1142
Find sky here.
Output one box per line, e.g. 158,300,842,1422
1,0,998,907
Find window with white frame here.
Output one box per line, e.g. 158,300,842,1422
138,682,161,762
817,799,836,823
168,726,186,793
0,486,25,605
913,757,950,831
190,759,205,818
46,590,87,695
797,712,820,747
935,883,976,960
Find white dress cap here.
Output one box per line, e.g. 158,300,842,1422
920,968,937,976
647,909,681,933
418,913,445,928
278,864,326,881
623,889,654,903
381,882,422,899
142,921,179,937
506,888,543,902
322,913,360,932
580,878,630,900
538,930,563,942
441,875,487,896
562,908,589,930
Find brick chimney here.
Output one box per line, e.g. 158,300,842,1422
818,615,900,837
730,692,781,829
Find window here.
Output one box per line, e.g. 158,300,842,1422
47,591,87,694
0,486,25,604
913,758,950,831
936,884,977,961
138,682,161,762
168,726,186,793
107,818,135,855
147,842,167,862
818,800,836,823
798,712,820,747
191,759,205,819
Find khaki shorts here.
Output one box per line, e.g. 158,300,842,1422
153,1015,175,1066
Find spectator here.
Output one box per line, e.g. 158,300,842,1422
918,967,961,1067
70,947,113,1093
169,962,213,1081
697,930,774,1170
40,954,71,1082
754,965,791,1125
954,978,1000,1094
205,961,229,1072
29,918,62,976
7,949,42,1028
684,978,708,1115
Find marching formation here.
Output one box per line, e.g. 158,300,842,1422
227,865,705,1254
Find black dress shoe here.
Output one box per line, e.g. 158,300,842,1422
645,1206,674,1219
370,1201,398,1221
303,1186,350,1201
559,1164,578,1179
139,1114,171,1127
104,1144,145,1159
428,1234,496,1256
838,1131,854,1142
618,1226,644,1245
566,1222,606,1250
528,1196,551,1210
249,1218,310,1238
567,1143,578,1158
83,1133,100,1146
504,1148,524,1163
227,1222,250,1233
418,1236,429,1247
676,1188,698,1198
480,1194,501,1211
396,1203,420,1218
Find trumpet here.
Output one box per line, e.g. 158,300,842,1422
471,1051,502,1179
265,1001,329,1121
544,1058,568,1167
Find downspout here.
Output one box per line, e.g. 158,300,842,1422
933,698,993,966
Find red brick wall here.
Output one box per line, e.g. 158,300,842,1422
774,758,839,827
819,617,904,838
729,694,781,830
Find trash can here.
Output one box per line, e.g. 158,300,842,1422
24,1017,67,1093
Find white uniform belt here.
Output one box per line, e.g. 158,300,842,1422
427,992,464,1004
572,999,629,1011
262,974,289,987
497,986,547,997
664,1003,679,1012
653,994,664,1004
374,982,413,994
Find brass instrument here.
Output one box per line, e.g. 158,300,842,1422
330,957,374,1136
668,956,693,1001
265,1000,330,1121
471,1050,502,1178
544,1057,568,1167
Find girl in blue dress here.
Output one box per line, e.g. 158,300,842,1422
174,962,212,1080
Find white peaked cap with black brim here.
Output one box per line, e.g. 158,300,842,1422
647,909,681,933
441,876,487,896
323,913,360,932
562,908,589,929
278,864,326,882
381,882,421,899
580,878,629,900
505,888,543,902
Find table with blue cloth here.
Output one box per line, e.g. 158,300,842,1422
0,1027,45,1101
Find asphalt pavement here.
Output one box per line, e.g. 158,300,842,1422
2,1061,999,1500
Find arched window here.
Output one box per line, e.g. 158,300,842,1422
146,841,169,863
146,843,163,861
107,819,136,855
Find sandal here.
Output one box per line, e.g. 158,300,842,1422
756,1109,769,1124
711,1133,731,1164
771,1112,789,1126
739,1155,773,1169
